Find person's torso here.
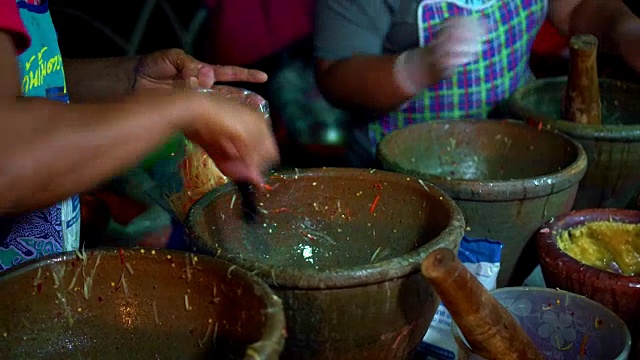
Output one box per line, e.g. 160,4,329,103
0,0,80,272
348,0,547,167
383,0,423,54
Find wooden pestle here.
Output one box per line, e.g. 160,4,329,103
562,34,602,125
421,248,543,360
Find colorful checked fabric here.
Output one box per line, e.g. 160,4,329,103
368,0,547,150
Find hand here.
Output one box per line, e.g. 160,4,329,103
423,16,487,80
184,92,279,187
133,49,268,90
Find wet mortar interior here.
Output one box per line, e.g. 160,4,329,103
0,250,272,359
517,80,640,126
385,121,578,182
193,172,452,271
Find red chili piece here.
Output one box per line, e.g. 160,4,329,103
369,195,381,214
118,248,125,265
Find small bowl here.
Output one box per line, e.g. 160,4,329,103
536,209,640,352
452,287,631,360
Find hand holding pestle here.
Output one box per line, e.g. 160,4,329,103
421,248,543,360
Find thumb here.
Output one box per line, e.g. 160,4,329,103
162,49,204,87
197,67,216,89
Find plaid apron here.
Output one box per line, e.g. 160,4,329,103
368,0,547,149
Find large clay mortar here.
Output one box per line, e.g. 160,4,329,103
186,168,465,360
0,248,286,359
377,120,587,287
508,77,640,210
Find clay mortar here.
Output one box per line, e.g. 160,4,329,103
377,119,587,287
0,248,286,359
508,77,640,210
186,168,465,360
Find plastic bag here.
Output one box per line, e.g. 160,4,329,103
122,86,270,221
416,236,503,360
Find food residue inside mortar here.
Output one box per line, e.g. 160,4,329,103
206,178,430,271
557,221,640,276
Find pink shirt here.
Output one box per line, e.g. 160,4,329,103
0,0,30,53
204,0,314,65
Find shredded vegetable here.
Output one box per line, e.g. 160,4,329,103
197,320,214,348
212,322,219,348
125,262,134,276
168,142,228,220
83,254,101,301
32,267,42,295
67,265,81,292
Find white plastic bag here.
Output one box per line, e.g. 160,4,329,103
417,236,503,359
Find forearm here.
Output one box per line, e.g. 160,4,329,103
316,54,421,115
62,56,140,103
0,91,200,214
316,17,483,116
549,0,637,53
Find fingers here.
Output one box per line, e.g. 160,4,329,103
208,65,269,83
190,96,279,188
430,16,488,73
160,49,213,88
164,49,201,79
230,119,279,187
225,118,279,187
213,161,266,189
150,49,269,90
216,135,279,188
195,65,269,89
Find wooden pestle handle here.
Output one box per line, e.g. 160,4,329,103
421,248,543,360
563,34,602,125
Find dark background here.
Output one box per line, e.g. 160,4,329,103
51,0,209,58
49,0,640,169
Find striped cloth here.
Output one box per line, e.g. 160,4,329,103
369,0,547,150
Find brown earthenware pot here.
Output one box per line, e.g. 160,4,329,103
536,208,640,357
508,77,640,210
377,119,587,287
186,168,465,360
0,248,286,359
